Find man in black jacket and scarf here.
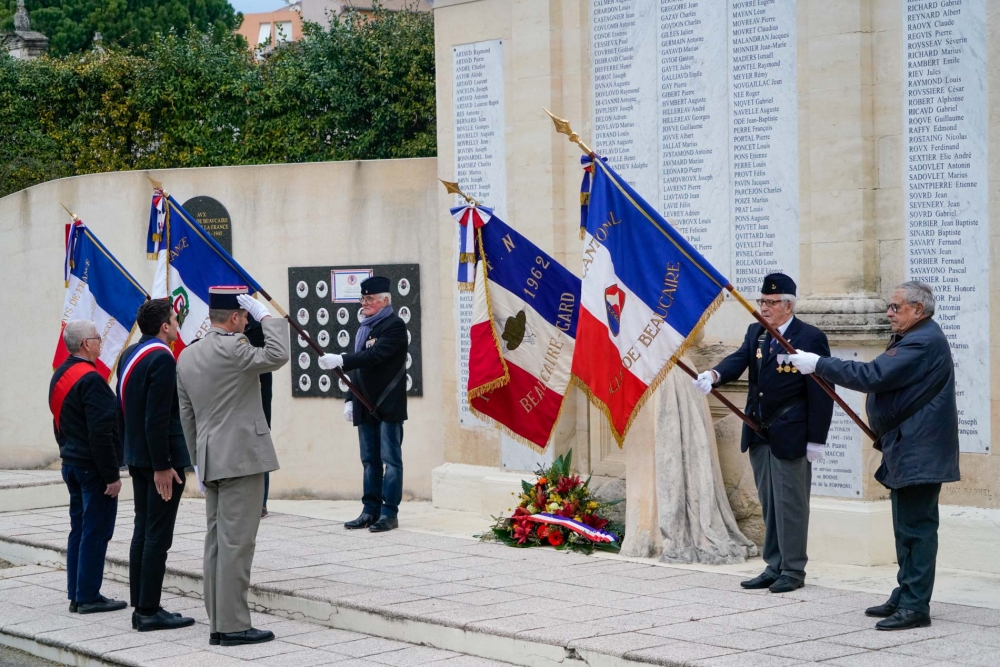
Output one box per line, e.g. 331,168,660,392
319,276,408,533
790,281,960,631
49,320,127,615
116,299,195,632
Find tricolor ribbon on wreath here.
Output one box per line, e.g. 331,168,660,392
451,203,493,290
524,513,617,544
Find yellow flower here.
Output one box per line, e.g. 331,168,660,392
587,501,599,510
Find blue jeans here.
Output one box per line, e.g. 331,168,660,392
357,421,403,518
62,465,118,604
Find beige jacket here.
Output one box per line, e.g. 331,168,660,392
177,318,289,482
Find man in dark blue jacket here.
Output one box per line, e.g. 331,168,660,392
693,273,834,593
319,276,408,533
116,299,194,632
790,281,959,630
49,320,126,615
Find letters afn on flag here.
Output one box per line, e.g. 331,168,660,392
54,220,149,379
456,204,581,450
573,156,729,445
147,191,263,356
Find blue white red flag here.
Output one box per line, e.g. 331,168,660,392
452,204,492,289
460,206,581,450
147,191,263,357
573,158,728,445
54,220,149,379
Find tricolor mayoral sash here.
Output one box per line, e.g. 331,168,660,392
456,204,582,451
116,338,173,411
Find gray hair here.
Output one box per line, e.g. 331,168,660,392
374,292,391,305
896,281,935,316
63,320,97,353
780,294,796,310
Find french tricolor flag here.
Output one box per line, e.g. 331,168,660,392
459,206,581,450
573,157,728,445
147,191,263,357
54,221,149,379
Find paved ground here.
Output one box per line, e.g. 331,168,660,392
0,471,63,491
1,502,999,667
0,644,63,667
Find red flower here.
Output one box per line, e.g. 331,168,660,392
581,514,609,531
547,529,564,546
558,501,579,519
512,521,533,544
536,524,550,539
554,475,582,496
535,488,547,509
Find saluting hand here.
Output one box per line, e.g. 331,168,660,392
236,294,271,322
154,468,183,502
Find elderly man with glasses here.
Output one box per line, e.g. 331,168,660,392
790,281,959,630
692,273,834,593
49,320,127,615
319,276,408,533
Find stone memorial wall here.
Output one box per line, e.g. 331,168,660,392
453,39,506,427
812,349,865,498
903,0,990,454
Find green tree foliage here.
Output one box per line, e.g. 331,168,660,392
0,6,436,198
0,0,241,57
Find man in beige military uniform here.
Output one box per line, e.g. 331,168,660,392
176,286,289,647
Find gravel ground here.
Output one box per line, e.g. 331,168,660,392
0,645,62,667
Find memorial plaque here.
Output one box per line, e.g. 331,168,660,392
287,264,422,400
903,0,989,453
812,349,865,498
453,39,506,427
182,196,233,255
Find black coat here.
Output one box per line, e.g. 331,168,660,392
815,318,960,489
50,357,122,483
713,317,835,460
343,313,408,424
115,335,191,471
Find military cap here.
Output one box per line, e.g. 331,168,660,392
761,273,796,296
208,285,248,310
360,276,390,296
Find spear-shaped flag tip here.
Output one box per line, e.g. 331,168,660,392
146,174,164,191
60,202,80,222
543,108,594,156
438,179,478,206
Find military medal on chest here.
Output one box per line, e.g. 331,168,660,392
776,354,798,373
756,347,763,360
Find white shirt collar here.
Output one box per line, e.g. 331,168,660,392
775,316,794,337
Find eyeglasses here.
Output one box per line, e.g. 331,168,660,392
756,298,784,308
887,303,905,313
83,337,102,345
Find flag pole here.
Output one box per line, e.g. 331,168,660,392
544,109,876,442
147,175,170,294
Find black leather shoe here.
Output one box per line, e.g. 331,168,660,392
210,632,221,646
369,516,398,533
768,576,805,593
740,573,778,589
68,601,78,613
219,628,275,646
77,595,127,614
865,599,899,618
876,608,931,631
344,513,377,529
136,608,196,632
133,609,185,629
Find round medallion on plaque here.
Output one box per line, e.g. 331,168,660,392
318,375,331,392
296,308,309,325
296,281,309,298
298,352,310,370
398,306,411,324
397,278,410,296
315,280,329,298
337,308,349,325
318,330,330,347
317,308,329,325
338,378,348,392
338,330,350,348
298,375,311,391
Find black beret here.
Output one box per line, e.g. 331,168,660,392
360,276,390,295
761,273,796,296
208,285,248,310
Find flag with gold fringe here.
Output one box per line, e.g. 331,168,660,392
573,157,728,446
459,205,581,450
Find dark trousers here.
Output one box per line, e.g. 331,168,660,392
749,444,811,582
358,421,404,518
888,483,941,615
62,464,117,604
128,466,185,611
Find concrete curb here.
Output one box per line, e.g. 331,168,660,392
0,631,120,667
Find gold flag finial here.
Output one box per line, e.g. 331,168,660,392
60,202,80,222
438,179,479,206
543,108,594,156
146,173,164,192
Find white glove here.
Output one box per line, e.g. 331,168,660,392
343,402,354,423
788,350,820,375
318,353,344,370
192,466,206,494
806,443,825,463
236,294,270,322
692,370,717,395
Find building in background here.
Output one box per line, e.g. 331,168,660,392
0,0,48,60
236,2,302,53
299,0,431,28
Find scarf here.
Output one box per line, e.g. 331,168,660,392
355,305,394,353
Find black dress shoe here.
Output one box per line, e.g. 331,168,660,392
77,595,128,614
876,608,931,631
219,628,275,646
369,516,398,532
133,610,185,629
136,608,196,632
769,576,804,593
210,632,221,646
344,513,377,529
740,573,778,589
865,599,899,618
68,601,78,613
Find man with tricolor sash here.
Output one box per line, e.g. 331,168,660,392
49,320,127,616
116,299,195,632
